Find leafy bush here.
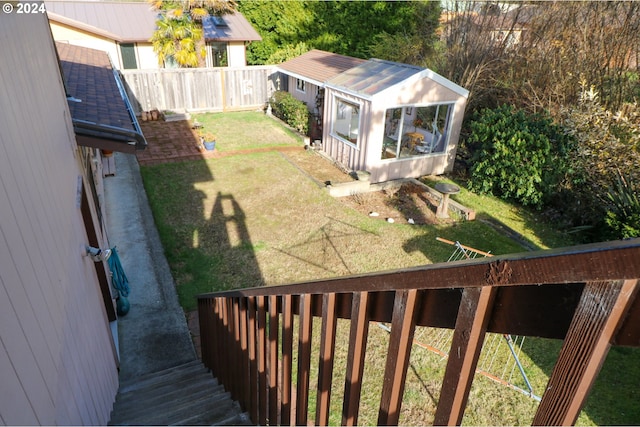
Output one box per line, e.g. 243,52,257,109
605,171,640,239
269,91,309,134
467,104,573,208
559,86,640,241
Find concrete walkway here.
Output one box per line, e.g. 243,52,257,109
104,152,196,382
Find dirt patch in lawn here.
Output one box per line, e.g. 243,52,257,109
282,148,355,185
281,149,450,226
339,182,444,225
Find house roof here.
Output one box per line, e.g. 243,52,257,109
46,1,261,44
203,13,262,42
56,42,146,152
326,58,469,100
45,1,158,43
276,49,366,87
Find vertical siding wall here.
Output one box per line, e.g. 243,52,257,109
286,75,320,114
121,66,278,114
0,14,118,425
322,91,371,172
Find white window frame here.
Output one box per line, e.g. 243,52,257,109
330,96,362,149
296,78,306,93
380,102,455,161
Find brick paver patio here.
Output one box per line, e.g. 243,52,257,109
137,118,303,166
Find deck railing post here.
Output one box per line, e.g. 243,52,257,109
257,296,268,425
247,297,258,422
377,289,420,426
434,285,497,426
281,294,294,426
316,292,338,426
296,294,314,425
533,279,639,426
342,291,370,426
268,295,280,425
236,298,248,409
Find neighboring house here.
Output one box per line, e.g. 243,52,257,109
278,51,469,183
439,6,534,50
0,12,145,425
46,1,159,69
202,12,262,68
46,1,261,69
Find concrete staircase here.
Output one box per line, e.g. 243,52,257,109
109,360,251,425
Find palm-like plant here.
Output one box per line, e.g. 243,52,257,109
149,0,237,68
151,14,205,67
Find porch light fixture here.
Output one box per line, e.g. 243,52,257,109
85,246,112,263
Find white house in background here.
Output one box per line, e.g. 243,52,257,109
323,59,469,183
278,51,469,183
0,11,145,425
202,13,262,68
46,1,261,70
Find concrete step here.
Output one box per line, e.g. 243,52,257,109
109,361,250,426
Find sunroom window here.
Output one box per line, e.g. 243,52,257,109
381,103,453,160
332,98,360,145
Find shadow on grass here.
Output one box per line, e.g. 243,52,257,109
521,337,640,425
275,216,380,276
141,158,265,313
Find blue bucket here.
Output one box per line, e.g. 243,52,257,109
204,140,216,151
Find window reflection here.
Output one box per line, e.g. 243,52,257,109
382,104,452,160
333,99,360,145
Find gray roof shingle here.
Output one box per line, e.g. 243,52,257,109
57,42,136,132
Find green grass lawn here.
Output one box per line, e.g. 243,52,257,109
139,111,639,426
192,111,302,152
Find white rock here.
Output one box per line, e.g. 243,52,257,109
408,218,415,224
387,218,395,223
369,212,380,217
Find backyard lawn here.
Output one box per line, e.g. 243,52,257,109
139,111,639,426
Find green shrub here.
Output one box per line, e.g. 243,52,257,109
269,90,309,134
467,105,573,208
558,86,640,241
605,171,640,239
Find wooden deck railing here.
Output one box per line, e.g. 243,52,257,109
197,239,640,425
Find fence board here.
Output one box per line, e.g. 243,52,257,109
120,66,278,114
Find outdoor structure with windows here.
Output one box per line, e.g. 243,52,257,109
278,51,468,183
323,59,468,183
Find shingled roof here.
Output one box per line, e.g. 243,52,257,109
46,1,261,45
46,1,158,43
203,13,262,42
56,42,146,152
276,49,366,87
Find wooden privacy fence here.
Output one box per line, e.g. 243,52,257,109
197,239,640,425
120,66,280,114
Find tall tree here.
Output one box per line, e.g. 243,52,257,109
238,0,314,65
368,1,442,68
238,0,439,65
306,1,420,59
